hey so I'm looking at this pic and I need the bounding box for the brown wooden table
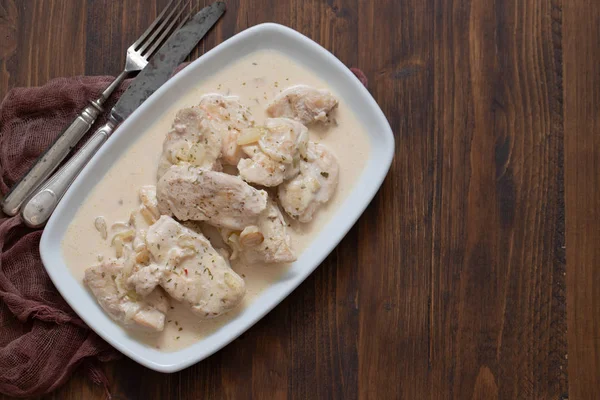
[0,0,598,399]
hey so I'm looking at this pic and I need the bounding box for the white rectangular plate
[40,23,394,372]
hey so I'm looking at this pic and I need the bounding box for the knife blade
[113,1,226,122]
[20,2,226,228]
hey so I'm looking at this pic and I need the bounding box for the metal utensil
[1,0,192,217]
[21,2,226,228]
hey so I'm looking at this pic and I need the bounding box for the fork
[1,0,191,216]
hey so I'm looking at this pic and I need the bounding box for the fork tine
[173,10,191,32]
[143,4,192,58]
[132,0,176,50]
[137,0,186,56]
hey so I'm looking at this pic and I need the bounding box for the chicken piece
[157,164,268,230]
[259,118,308,163]
[221,128,246,166]
[237,118,307,187]
[181,220,205,236]
[157,94,254,177]
[138,185,160,224]
[278,142,339,222]
[266,85,338,125]
[129,216,246,318]
[198,94,255,165]
[84,259,169,332]
[238,145,288,187]
[157,106,222,179]
[139,186,159,217]
[221,200,296,264]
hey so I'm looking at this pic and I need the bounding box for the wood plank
[0,0,86,98]
[356,0,435,397]
[0,0,574,399]
[84,0,170,76]
[354,0,567,398]
[564,1,600,399]
[429,0,567,398]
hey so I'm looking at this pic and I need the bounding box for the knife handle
[21,117,117,228]
[1,103,104,216]
[1,70,132,216]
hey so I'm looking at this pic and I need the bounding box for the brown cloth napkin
[0,68,367,398]
[0,75,130,398]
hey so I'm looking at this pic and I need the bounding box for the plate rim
[40,22,395,372]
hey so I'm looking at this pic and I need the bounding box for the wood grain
[564,1,600,399]
[0,0,86,95]
[429,1,567,397]
[0,0,584,399]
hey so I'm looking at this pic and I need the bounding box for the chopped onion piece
[111,222,129,231]
[94,217,107,239]
[188,143,206,164]
[239,226,264,247]
[237,127,266,145]
[140,206,157,225]
[227,233,242,260]
[111,229,135,246]
[135,248,150,265]
[114,238,124,258]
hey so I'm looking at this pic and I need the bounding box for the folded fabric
[0,67,367,397]
[0,75,129,398]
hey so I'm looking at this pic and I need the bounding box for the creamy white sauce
[62,50,371,351]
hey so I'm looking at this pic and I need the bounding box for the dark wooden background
[0,0,598,399]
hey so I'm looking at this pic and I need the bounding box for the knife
[20,1,226,228]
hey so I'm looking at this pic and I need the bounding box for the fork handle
[21,118,117,228]
[0,103,103,216]
[1,71,129,216]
